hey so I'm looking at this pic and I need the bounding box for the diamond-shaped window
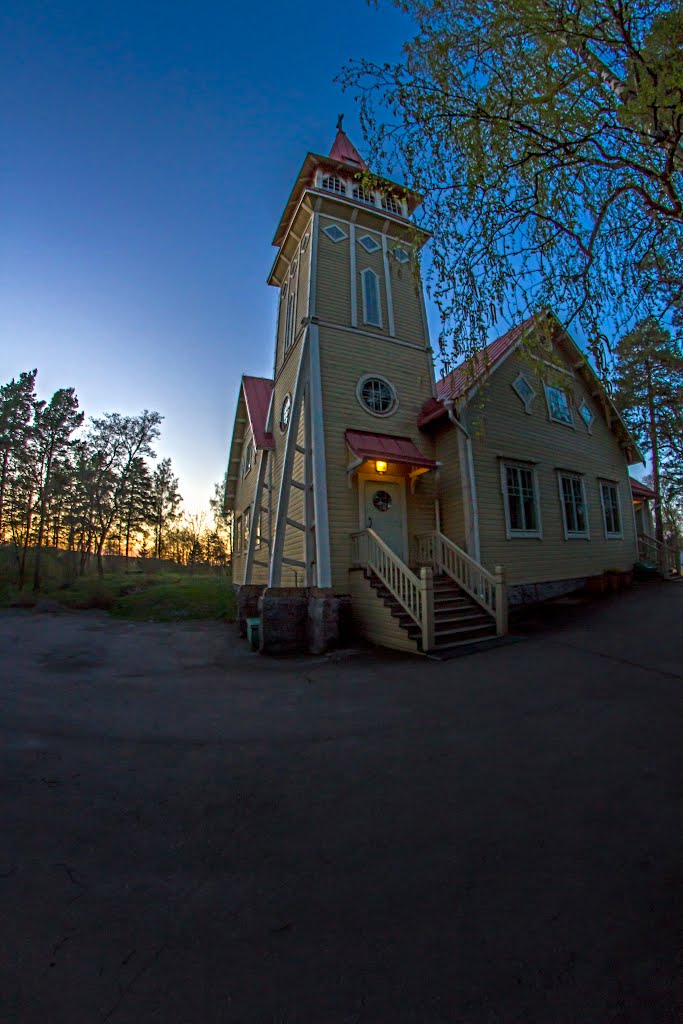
[394,248,410,264]
[358,234,380,253]
[323,224,347,243]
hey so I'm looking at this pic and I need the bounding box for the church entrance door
[362,477,407,561]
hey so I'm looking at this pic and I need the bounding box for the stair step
[432,622,496,641]
[428,634,502,653]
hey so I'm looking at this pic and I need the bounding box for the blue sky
[1,0,423,512]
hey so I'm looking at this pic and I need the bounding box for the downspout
[444,399,481,563]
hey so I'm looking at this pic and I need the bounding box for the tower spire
[329,116,367,170]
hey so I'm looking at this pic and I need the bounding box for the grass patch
[0,572,236,622]
[112,576,236,622]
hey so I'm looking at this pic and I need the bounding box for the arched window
[321,175,346,196]
[361,268,382,328]
[352,184,375,205]
[381,194,401,215]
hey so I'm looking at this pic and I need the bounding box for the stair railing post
[494,564,507,635]
[420,566,435,652]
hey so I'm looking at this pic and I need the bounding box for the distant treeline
[0,370,229,589]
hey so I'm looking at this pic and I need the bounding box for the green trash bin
[246,617,260,651]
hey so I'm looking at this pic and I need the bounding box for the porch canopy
[345,429,437,483]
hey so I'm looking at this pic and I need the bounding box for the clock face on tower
[280,394,291,432]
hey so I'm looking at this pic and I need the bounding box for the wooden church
[224,122,643,655]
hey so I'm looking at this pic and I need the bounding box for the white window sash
[557,473,590,539]
[361,268,382,328]
[500,462,543,539]
[544,384,574,427]
[599,481,624,538]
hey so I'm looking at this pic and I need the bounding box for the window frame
[280,393,292,433]
[393,247,410,264]
[578,399,594,433]
[544,383,574,427]
[360,267,383,328]
[500,461,543,539]
[235,515,243,556]
[599,480,624,539]
[352,183,376,206]
[322,223,347,243]
[242,440,253,478]
[321,174,346,196]
[557,471,590,540]
[356,374,398,418]
[511,372,537,415]
[358,233,381,254]
[243,507,250,548]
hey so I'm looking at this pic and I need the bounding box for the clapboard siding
[231,425,258,585]
[349,570,420,653]
[317,217,351,326]
[468,347,638,584]
[389,255,426,346]
[433,425,466,546]
[318,325,436,591]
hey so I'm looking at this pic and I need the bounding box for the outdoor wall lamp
[375,460,388,475]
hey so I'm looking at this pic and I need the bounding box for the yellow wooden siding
[388,256,426,347]
[231,426,259,585]
[433,425,466,545]
[295,226,312,332]
[468,348,638,583]
[348,570,420,653]
[318,325,437,591]
[317,217,351,326]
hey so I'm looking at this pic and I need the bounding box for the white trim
[270,334,309,587]
[322,223,347,243]
[599,479,624,539]
[308,207,320,318]
[357,471,409,563]
[360,267,382,328]
[303,384,316,584]
[557,471,590,540]
[381,234,395,337]
[243,449,269,583]
[578,399,594,433]
[358,232,381,253]
[356,373,398,418]
[544,383,575,428]
[308,323,332,588]
[450,402,480,561]
[349,221,357,328]
[313,319,424,351]
[500,460,543,539]
[511,372,537,414]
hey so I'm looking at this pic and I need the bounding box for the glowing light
[375,460,387,475]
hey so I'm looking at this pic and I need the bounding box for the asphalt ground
[1,581,681,1022]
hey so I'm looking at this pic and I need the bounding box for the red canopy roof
[630,478,656,500]
[243,375,274,449]
[345,429,437,469]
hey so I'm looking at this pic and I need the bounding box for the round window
[372,490,393,512]
[280,394,291,432]
[357,375,397,416]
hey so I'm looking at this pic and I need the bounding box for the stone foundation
[235,585,352,656]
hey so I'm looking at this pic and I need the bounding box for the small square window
[323,224,347,243]
[394,248,410,264]
[358,234,380,253]
[545,384,573,426]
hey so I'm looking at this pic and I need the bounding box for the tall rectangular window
[600,482,622,537]
[235,515,243,555]
[502,463,541,537]
[558,473,589,538]
[244,508,251,548]
[361,268,382,327]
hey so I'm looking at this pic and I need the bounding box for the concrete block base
[508,577,588,607]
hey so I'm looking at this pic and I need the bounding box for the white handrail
[351,528,434,650]
[638,533,679,574]
[417,530,507,635]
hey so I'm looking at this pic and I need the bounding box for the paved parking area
[1,583,681,1022]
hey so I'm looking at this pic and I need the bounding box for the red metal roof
[242,375,274,449]
[418,313,542,428]
[345,429,437,469]
[328,128,367,170]
[630,478,656,500]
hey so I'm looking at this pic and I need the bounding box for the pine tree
[613,318,683,545]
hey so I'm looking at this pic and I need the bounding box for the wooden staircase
[365,570,497,653]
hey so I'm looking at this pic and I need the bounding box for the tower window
[381,194,401,215]
[358,234,380,254]
[322,175,346,196]
[361,268,382,327]
[356,374,397,416]
[322,223,347,243]
[394,247,410,264]
[352,184,375,205]
[284,292,296,351]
